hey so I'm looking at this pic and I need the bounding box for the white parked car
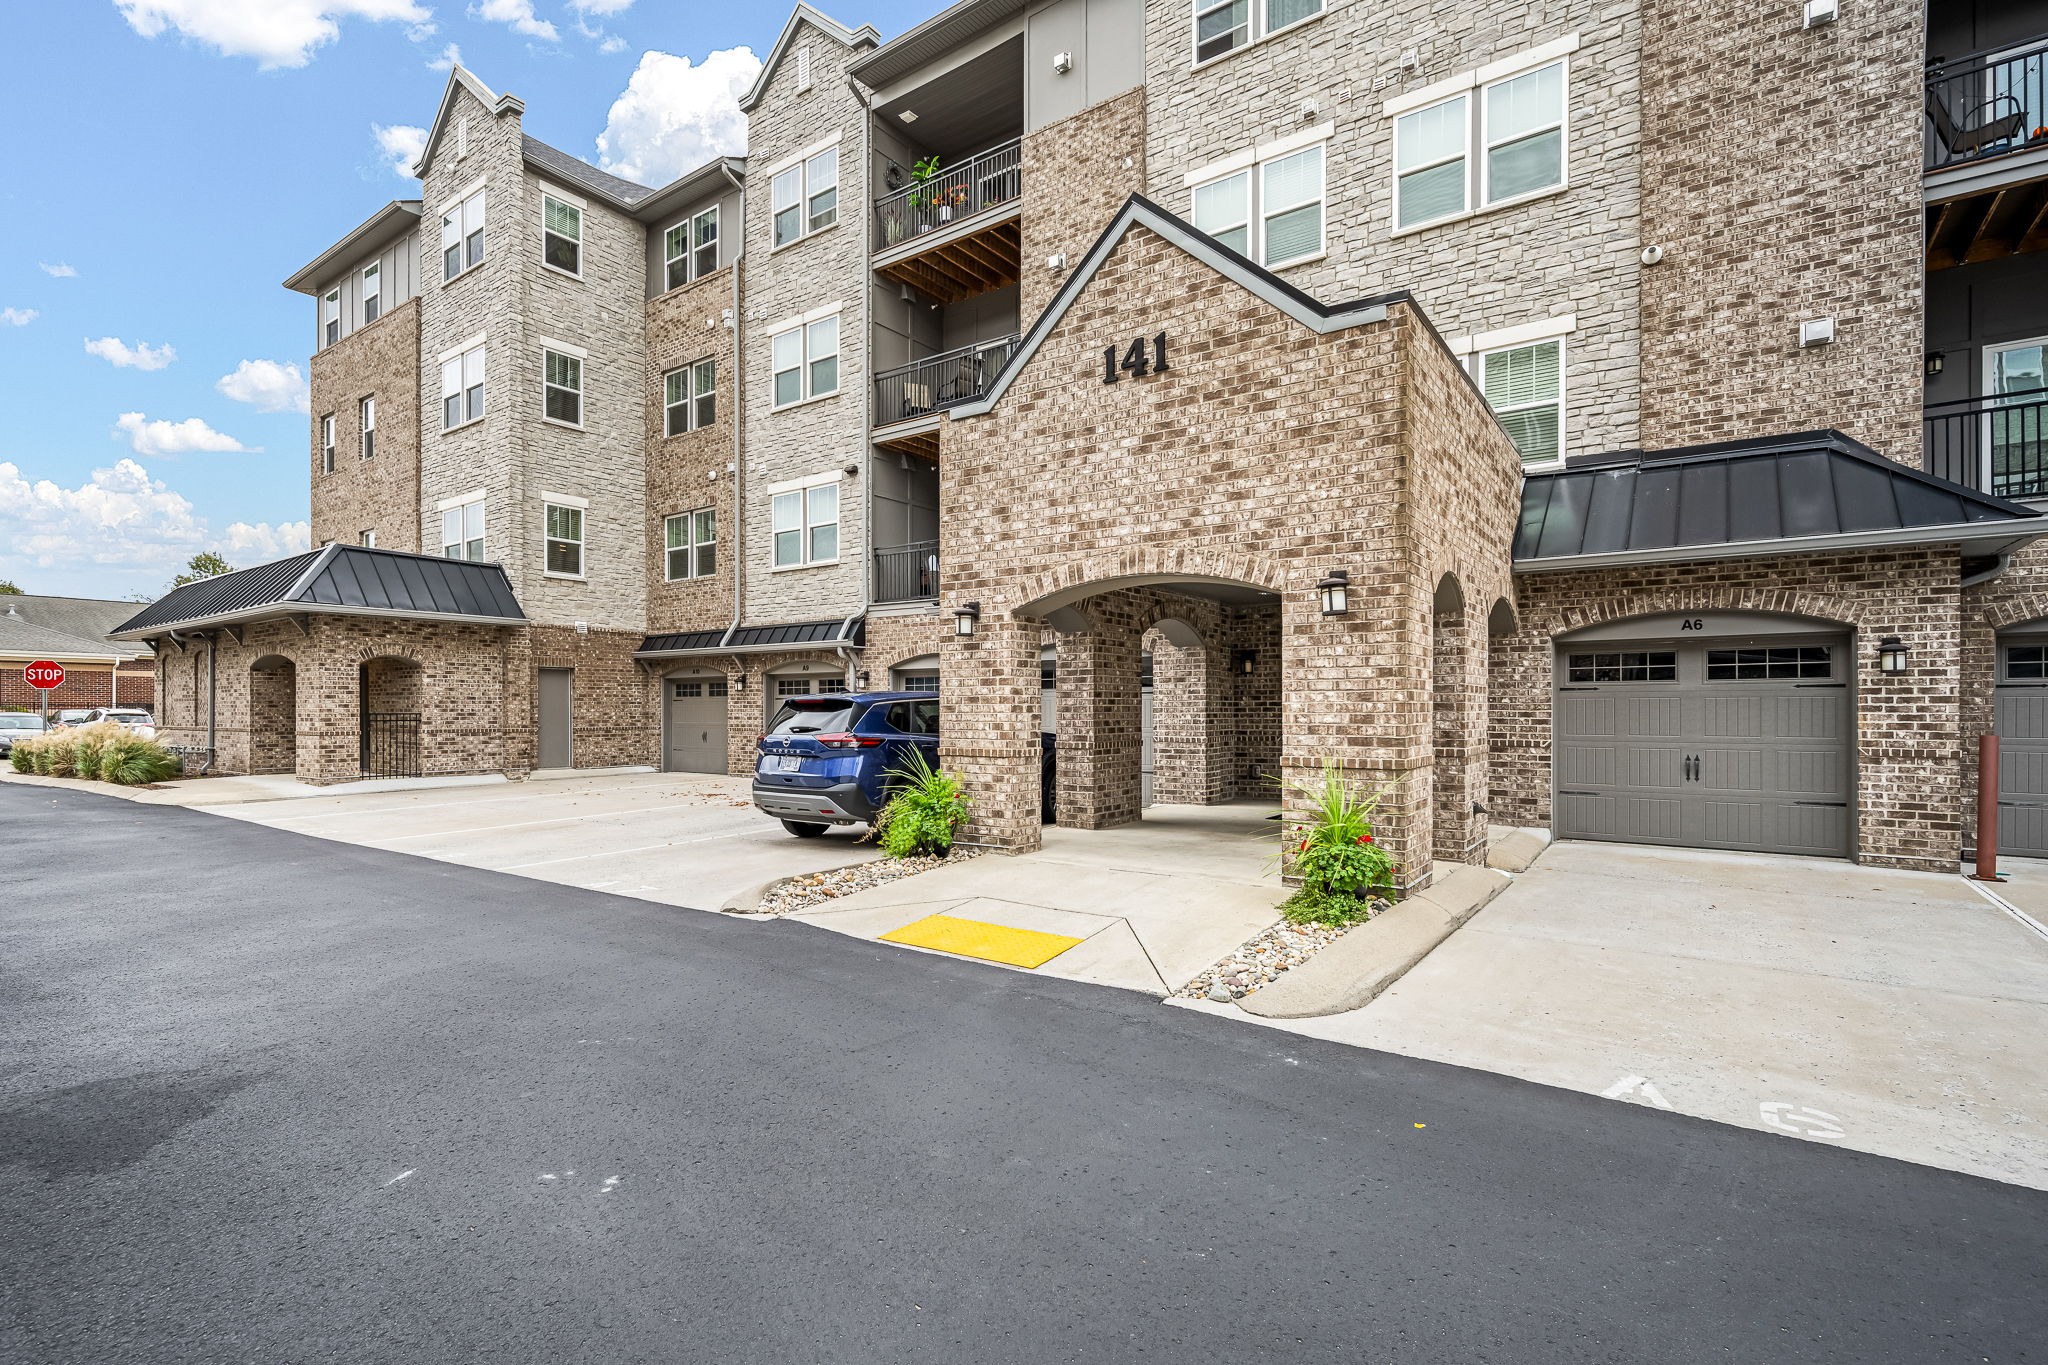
[70,708,156,738]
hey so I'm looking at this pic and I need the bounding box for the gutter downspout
[202,631,218,774]
[730,167,747,639]
[849,75,878,631]
[1963,550,2015,589]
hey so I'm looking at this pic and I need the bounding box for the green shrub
[1275,761,1398,925]
[868,748,970,859]
[99,734,182,785]
[40,738,75,778]
[10,738,39,773]
[68,722,124,783]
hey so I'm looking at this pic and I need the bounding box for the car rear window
[0,715,41,730]
[768,700,866,736]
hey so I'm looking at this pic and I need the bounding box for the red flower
[1298,839,1310,852]
[1358,834,1374,845]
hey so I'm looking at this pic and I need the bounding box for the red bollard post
[1974,733,2002,882]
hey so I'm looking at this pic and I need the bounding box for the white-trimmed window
[663,206,719,291]
[771,311,839,408]
[542,193,582,277]
[441,495,486,561]
[665,508,716,580]
[1478,338,1564,467]
[1193,0,1322,64]
[359,395,376,459]
[772,144,839,247]
[664,358,716,435]
[360,529,376,547]
[771,476,839,568]
[1394,55,1567,231]
[542,345,584,427]
[441,187,487,280]
[320,414,335,473]
[321,289,340,346]
[543,501,584,577]
[440,339,486,430]
[1190,142,1324,267]
[361,263,381,325]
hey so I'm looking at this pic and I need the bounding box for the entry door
[538,668,573,770]
[666,678,729,774]
[1995,639,2048,858]
[1554,640,1853,857]
[1986,337,2047,497]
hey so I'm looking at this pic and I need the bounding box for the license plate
[766,754,804,773]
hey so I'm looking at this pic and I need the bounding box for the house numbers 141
[1103,333,1170,383]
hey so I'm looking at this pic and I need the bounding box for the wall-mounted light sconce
[1925,351,1945,378]
[1803,0,1839,28]
[731,672,747,690]
[953,601,981,638]
[1877,635,1909,674]
[1051,50,1073,74]
[1316,569,1350,617]
[1234,649,1258,676]
[1799,317,1836,347]
[856,670,871,689]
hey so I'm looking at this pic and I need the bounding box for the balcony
[872,140,1022,305]
[874,539,938,605]
[1925,388,2048,499]
[872,334,1020,434]
[1926,40,2048,175]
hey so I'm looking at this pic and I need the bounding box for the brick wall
[646,264,739,636]
[526,625,657,770]
[1,659,155,711]
[1019,86,1148,324]
[311,297,422,551]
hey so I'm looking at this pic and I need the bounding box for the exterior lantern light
[953,601,981,638]
[1316,569,1351,617]
[1235,649,1258,676]
[1877,635,1909,674]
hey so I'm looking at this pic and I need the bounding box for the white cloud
[427,41,460,70]
[114,0,432,69]
[1,308,37,327]
[216,360,311,415]
[114,413,258,458]
[596,48,760,186]
[598,34,625,54]
[0,457,307,590]
[84,337,178,371]
[39,262,77,278]
[470,0,558,41]
[372,122,428,178]
[571,0,633,13]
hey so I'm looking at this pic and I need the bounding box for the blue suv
[752,690,940,837]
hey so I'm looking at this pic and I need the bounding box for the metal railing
[874,540,939,604]
[874,139,1022,249]
[873,335,1020,428]
[1926,39,2048,172]
[1925,388,2048,499]
[360,711,422,778]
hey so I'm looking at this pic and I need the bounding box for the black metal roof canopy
[111,545,526,638]
[635,615,865,658]
[1514,430,2046,572]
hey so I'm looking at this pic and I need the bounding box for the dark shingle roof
[0,595,154,658]
[112,546,525,638]
[1514,430,2045,570]
[0,613,130,660]
[523,136,657,208]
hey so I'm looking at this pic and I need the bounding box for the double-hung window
[771,144,838,247]
[771,311,839,408]
[771,478,838,568]
[1394,53,1567,231]
[361,263,381,325]
[1190,142,1324,267]
[1193,0,1322,64]
[665,508,716,580]
[320,414,335,473]
[664,358,716,435]
[441,187,487,280]
[441,496,485,561]
[359,395,376,460]
[321,289,340,347]
[542,193,582,276]
[1478,338,1563,467]
[440,339,486,429]
[543,501,584,576]
[542,345,584,427]
[663,206,718,290]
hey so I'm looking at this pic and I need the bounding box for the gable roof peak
[413,64,525,180]
[739,4,882,111]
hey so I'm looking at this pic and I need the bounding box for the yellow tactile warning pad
[879,914,1085,969]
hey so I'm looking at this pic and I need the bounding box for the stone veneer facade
[310,297,422,552]
[645,264,740,636]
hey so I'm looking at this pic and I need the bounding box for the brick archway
[1005,546,1293,623]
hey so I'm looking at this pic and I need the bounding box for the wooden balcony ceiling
[1927,178,2048,269]
[875,427,941,462]
[875,217,1021,305]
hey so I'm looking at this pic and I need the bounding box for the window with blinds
[1480,338,1563,467]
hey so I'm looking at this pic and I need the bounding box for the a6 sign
[1102,332,1170,384]
[25,660,65,690]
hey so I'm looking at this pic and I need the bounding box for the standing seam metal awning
[636,616,865,658]
[110,545,525,638]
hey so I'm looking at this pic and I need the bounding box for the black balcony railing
[1925,388,2048,499]
[875,139,1022,250]
[873,334,1020,428]
[1926,40,2048,172]
[874,540,939,604]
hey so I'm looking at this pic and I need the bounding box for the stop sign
[24,660,64,690]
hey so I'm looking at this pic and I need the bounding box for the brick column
[1430,605,1489,865]
[941,616,1043,851]
[298,633,361,784]
[1055,624,1143,829]
[1148,631,1232,804]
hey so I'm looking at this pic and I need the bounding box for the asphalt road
[3,784,2043,1364]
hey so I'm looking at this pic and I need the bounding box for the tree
[0,580,21,595]
[169,551,235,589]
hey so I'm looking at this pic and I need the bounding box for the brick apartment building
[116,0,2048,884]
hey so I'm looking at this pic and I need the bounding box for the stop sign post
[25,659,64,726]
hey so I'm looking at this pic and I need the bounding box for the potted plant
[909,155,941,217]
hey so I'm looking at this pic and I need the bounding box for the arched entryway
[247,655,298,775]
[1430,574,1487,865]
[359,655,423,778]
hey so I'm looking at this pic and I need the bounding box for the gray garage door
[665,678,729,774]
[1554,638,1853,857]
[1995,639,2048,858]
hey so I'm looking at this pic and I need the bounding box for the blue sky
[0,0,924,601]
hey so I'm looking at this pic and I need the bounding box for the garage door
[1554,637,1852,857]
[1995,639,2048,858]
[665,678,728,774]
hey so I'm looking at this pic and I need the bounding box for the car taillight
[815,733,880,749]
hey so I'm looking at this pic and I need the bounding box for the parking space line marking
[1959,874,2048,944]
[495,829,755,870]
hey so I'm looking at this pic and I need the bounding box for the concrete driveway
[206,771,878,911]
[1238,840,2048,1189]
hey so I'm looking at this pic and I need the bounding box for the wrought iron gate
[360,712,422,778]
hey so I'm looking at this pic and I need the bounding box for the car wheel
[781,820,829,838]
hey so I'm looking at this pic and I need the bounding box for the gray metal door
[538,668,573,770]
[1554,638,1852,857]
[1995,638,2048,857]
[665,678,729,774]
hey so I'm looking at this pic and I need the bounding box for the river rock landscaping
[1176,913,1383,1002]
[744,848,984,916]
